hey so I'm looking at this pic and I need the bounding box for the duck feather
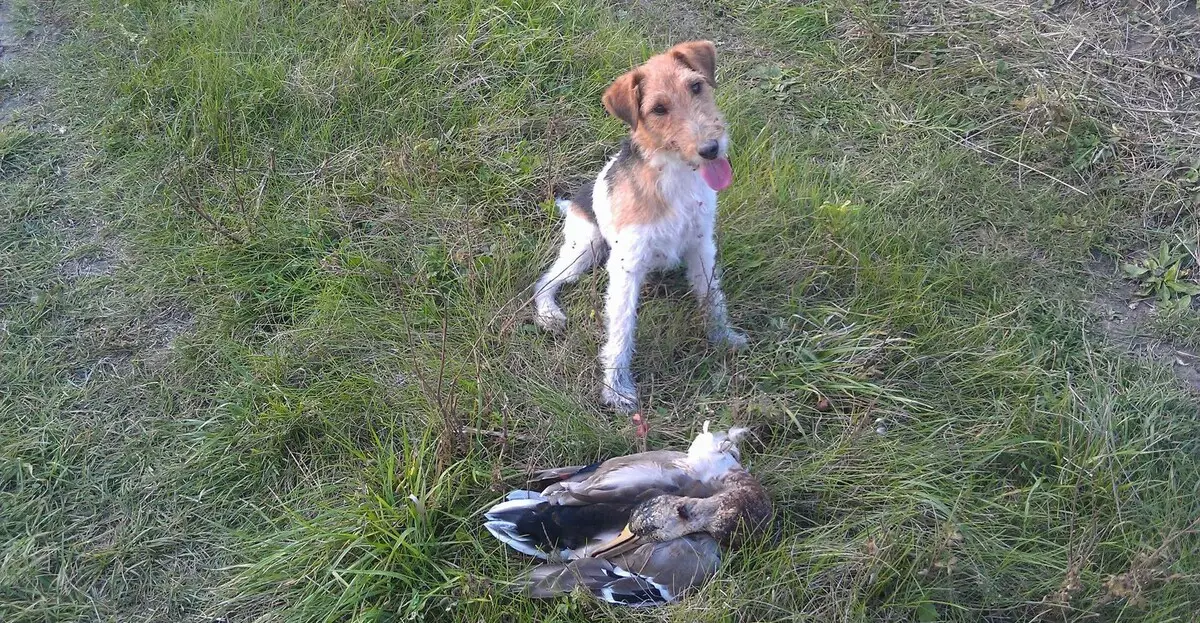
[519,534,720,606]
[541,450,722,505]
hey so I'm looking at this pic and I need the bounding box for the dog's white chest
[640,169,715,267]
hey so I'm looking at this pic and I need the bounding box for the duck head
[590,470,772,558]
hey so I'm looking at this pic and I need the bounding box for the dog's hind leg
[533,204,605,332]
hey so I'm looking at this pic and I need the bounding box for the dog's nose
[698,140,720,160]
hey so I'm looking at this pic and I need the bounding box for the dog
[532,40,746,412]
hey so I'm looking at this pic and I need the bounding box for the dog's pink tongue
[700,157,733,191]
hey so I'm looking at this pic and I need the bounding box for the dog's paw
[601,370,639,413]
[601,387,640,413]
[711,327,749,352]
[533,305,567,333]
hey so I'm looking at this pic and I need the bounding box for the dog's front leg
[685,235,748,350]
[599,252,647,412]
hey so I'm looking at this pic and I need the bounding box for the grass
[1,0,1198,621]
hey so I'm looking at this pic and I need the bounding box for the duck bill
[590,526,642,559]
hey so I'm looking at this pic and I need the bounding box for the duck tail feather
[484,520,550,560]
[484,496,543,521]
[503,489,546,502]
[519,559,614,599]
[518,559,673,607]
[518,563,574,598]
[527,460,604,490]
[597,579,673,607]
[528,465,585,483]
[601,565,675,607]
[483,495,552,559]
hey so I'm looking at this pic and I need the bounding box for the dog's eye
[690,81,703,94]
[651,104,668,116]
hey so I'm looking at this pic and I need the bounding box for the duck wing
[486,452,693,559]
[519,534,721,607]
[541,451,717,505]
[484,492,632,560]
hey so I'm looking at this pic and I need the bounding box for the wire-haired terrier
[532,41,746,412]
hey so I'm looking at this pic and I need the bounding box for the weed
[1122,239,1200,312]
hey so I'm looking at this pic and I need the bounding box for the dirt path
[1088,258,1200,391]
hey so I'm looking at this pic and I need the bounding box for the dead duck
[483,424,771,606]
[518,468,771,606]
[483,422,747,560]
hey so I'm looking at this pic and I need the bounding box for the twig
[895,119,1089,195]
[253,169,269,222]
[970,139,1087,195]
[1116,54,1200,81]
[457,426,536,442]
[248,147,275,226]
[1066,38,1086,62]
[1075,95,1200,115]
[178,187,245,244]
[225,167,252,237]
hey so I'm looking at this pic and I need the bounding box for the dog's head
[602,41,730,182]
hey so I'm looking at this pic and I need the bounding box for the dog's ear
[603,69,642,130]
[671,40,717,87]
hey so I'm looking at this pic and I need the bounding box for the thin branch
[897,119,1090,195]
[177,186,245,244]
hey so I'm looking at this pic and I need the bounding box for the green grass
[2,0,1198,621]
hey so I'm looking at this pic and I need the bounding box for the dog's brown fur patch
[609,164,670,229]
